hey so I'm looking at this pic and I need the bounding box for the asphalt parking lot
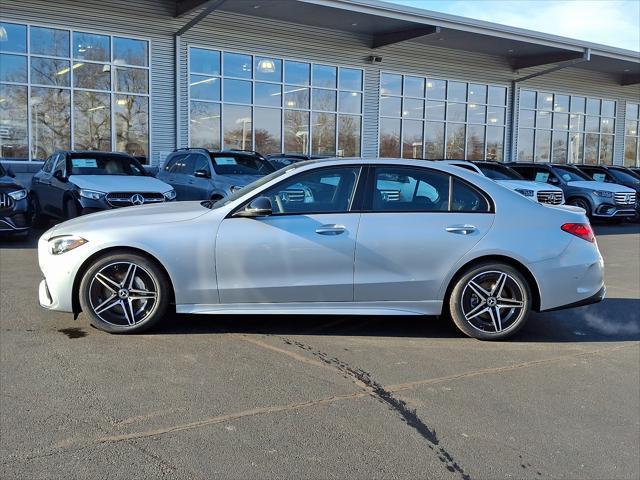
[1,224,639,480]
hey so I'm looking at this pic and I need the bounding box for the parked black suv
[31,151,175,225]
[0,162,31,237]
[157,148,275,201]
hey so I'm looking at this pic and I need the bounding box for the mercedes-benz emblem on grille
[130,193,145,206]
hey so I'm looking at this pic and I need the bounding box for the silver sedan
[37,158,605,340]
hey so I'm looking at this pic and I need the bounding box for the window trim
[0,20,152,163]
[361,164,495,214]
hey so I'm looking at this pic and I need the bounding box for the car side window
[259,167,361,215]
[42,154,56,173]
[371,167,449,212]
[165,154,185,173]
[53,155,66,176]
[451,178,490,212]
[181,155,197,176]
[193,154,211,176]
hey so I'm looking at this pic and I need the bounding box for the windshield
[610,168,640,184]
[477,163,523,180]
[211,154,275,176]
[211,167,293,208]
[553,166,591,182]
[69,156,146,176]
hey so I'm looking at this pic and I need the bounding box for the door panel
[216,214,360,303]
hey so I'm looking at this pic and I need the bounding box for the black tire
[567,197,592,217]
[31,193,49,229]
[79,251,171,334]
[65,198,81,219]
[448,262,532,340]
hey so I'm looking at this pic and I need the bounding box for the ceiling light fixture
[257,58,276,73]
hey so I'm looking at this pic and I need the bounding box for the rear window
[477,163,523,181]
[210,154,275,175]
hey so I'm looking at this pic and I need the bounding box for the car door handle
[315,224,346,235]
[445,224,477,235]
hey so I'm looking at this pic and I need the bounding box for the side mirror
[234,196,272,218]
[6,168,15,178]
[194,169,211,178]
[548,176,560,185]
[53,170,67,182]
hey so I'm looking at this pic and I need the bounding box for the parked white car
[442,160,564,205]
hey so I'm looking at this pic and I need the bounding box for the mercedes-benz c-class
[37,158,605,340]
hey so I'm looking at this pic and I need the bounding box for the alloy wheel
[88,262,158,327]
[461,270,526,334]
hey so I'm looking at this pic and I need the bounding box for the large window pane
[312,88,336,111]
[0,84,29,160]
[224,52,252,79]
[584,133,599,164]
[466,124,485,160]
[73,62,111,90]
[379,118,400,157]
[568,132,583,164]
[114,67,148,94]
[520,90,536,109]
[254,107,281,155]
[339,68,362,91]
[190,101,221,150]
[487,106,505,125]
[30,27,69,57]
[426,100,445,121]
[488,86,506,106]
[467,104,486,124]
[552,131,568,163]
[569,113,584,131]
[191,48,220,75]
[255,57,281,82]
[519,109,535,128]
[31,58,70,86]
[624,137,638,166]
[570,96,585,113]
[424,122,444,159]
[446,103,465,122]
[554,95,569,112]
[113,37,148,67]
[534,130,551,161]
[537,92,553,111]
[311,112,336,155]
[338,91,361,114]
[190,75,219,101]
[284,110,310,154]
[599,135,614,164]
[223,104,252,150]
[486,126,504,161]
[585,115,600,133]
[536,110,551,129]
[402,119,423,159]
[446,123,465,159]
[312,65,337,88]
[73,91,111,151]
[381,73,402,96]
[447,82,466,102]
[255,82,281,107]
[553,112,569,130]
[0,23,27,53]
[626,121,638,136]
[626,103,639,120]
[468,84,487,104]
[426,79,446,100]
[31,87,71,160]
[601,100,615,117]
[380,96,401,117]
[284,61,310,85]
[338,115,361,157]
[224,79,252,104]
[284,86,309,109]
[115,94,148,157]
[73,32,109,62]
[586,98,600,115]
[404,76,424,98]
[518,128,534,162]
[0,54,27,83]
[601,118,614,134]
[402,98,423,119]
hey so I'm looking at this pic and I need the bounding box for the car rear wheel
[79,252,170,333]
[448,262,532,340]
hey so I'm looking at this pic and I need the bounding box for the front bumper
[0,197,31,233]
[37,234,83,312]
[591,202,636,218]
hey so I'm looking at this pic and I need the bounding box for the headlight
[229,185,243,193]
[48,236,88,255]
[8,189,27,201]
[163,189,177,200]
[79,189,105,200]
[514,188,535,197]
[592,190,613,198]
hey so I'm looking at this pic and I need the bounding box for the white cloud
[388,0,640,51]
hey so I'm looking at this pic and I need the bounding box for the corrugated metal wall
[2,0,639,165]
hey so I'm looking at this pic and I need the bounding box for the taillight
[561,223,595,243]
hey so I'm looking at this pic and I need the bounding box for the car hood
[567,181,636,193]
[495,179,562,192]
[0,176,24,190]
[42,201,211,239]
[68,175,173,193]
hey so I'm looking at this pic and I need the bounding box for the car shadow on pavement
[592,222,640,235]
[149,297,640,343]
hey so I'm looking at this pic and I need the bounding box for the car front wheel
[448,262,532,340]
[79,252,171,333]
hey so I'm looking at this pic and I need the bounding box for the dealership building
[1,0,639,177]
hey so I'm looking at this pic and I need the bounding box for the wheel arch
[566,194,594,211]
[71,246,176,315]
[443,255,541,312]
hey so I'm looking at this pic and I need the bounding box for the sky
[386,0,640,51]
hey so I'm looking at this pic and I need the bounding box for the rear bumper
[541,285,605,312]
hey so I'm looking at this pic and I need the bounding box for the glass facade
[517,89,615,165]
[378,72,507,160]
[189,48,363,156]
[0,22,150,161]
[624,102,639,167]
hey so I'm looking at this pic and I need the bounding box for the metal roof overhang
[174,0,640,85]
